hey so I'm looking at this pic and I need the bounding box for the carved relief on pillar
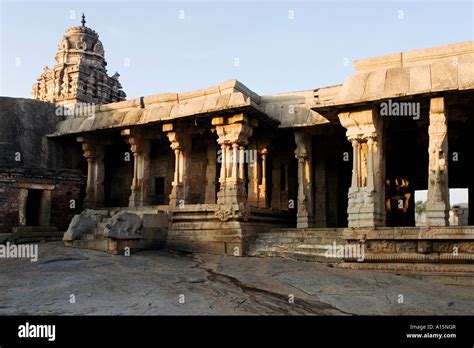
[426,97,450,226]
[338,109,385,228]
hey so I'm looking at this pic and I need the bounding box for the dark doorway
[25,189,42,226]
[153,177,166,204]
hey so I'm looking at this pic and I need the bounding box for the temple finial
[81,13,86,27]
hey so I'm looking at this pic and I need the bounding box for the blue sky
[1,0,473,99]
[0,0,472,203]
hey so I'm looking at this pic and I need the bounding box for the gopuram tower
[32,14,126,106]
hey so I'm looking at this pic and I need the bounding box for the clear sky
[0,0,472,204]
[1,0,473,99]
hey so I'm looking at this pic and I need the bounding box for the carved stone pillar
[122,129,151,207]
[204,140,217,204]
[338,109,385,228]
[77,136,105,208]
[469,185,474,226]
[258,148,268,208]
[426,97,450,226]
[294,130,314,228]
[247,141,259,207]
[213,114,253,205]
[163,123,191,207]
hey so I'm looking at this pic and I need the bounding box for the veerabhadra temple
[1,16,473,275]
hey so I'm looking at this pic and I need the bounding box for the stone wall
[0,97,85,233]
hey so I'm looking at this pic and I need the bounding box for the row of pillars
[77,113,281,210]
[336,96,450,228]
[77,97,453,228]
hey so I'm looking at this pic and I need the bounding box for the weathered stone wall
[0,184,20,232]
[0,97,85,233]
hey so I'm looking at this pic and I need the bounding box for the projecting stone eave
[48,79,284,137]
[260,88,334,128]
[48,98,271,138]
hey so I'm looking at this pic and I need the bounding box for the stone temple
[1,17,473,274]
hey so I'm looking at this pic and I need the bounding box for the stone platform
[64,206,169,254]
[167,204,293,256]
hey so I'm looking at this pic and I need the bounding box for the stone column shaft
[78,138,105,208]
[426,97,450,226]
[294,130,314,228]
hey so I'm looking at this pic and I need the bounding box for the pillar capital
[77,136,105,160]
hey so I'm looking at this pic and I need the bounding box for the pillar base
[217,182,246,205]
[347,188,385,228]
[426,204,449,227]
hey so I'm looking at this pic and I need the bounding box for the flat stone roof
[51,79,329,136]
[314,41,474,110]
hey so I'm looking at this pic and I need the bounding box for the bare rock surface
[0,242,472,315]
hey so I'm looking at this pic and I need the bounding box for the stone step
[258,231,343,240]
[294,244,331,252]
[292,251,341,263]
[70,239,109,252]
[258,236,343,244]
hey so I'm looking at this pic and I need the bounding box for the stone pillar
[238,145,245,181]
[77,137,105,208]
[426,97,450,226]
[38,190,52,226]
[122,129,151,207]
[469,185,474,226]
[294,130,314,228]
[258,148,268,208]
[247,141,259,207]
[163,123,191,207]
[338,109,385,228]
[18,189,28,226]
[213,114,253,205]
[204,140,217,204]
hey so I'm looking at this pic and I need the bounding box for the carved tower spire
[31,15,126,106]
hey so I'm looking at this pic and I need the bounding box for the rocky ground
[0,242,473,315]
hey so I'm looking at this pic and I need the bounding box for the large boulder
[63,209,99,241]
[104,211,143,240]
